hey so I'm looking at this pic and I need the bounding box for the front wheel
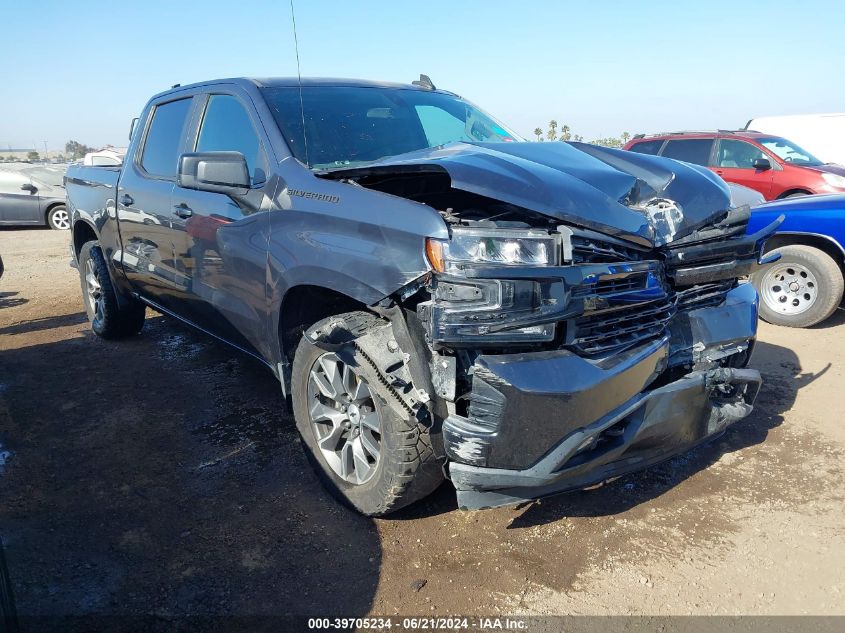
[752,244,844,327]
[291,312,443,516]
[78,241,146,338]
[47,205,70,230]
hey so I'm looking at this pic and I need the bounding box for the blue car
[748,193,845,327]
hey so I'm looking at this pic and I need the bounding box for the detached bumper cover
[450,366,761,510]
[445,283,762,510]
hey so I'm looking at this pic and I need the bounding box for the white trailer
[745,113,845,166]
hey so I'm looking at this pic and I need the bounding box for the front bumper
[444,283,762,510]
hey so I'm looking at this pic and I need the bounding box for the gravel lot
[1,228,844,622]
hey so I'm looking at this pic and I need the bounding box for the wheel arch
[71,219,98,260]
[276,284,371,391]
[44,201,67,224]
[764,232,845,271]
[776,188,813,199]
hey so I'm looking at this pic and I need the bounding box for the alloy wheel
[306,353,382,485]
[85,259,104,323]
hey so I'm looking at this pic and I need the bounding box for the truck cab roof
[151,77,455,101]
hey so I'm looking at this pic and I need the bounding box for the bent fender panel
[267,164,448,367]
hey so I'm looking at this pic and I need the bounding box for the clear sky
[2,0,843,152]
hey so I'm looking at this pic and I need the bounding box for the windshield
[261,86,521,169]
[757,136,824,166]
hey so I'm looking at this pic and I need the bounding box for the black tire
[78,241,146,338]
[46,204,70,230]
[752,244,844,327]
[784,192,810,199]
[291,311,443,516]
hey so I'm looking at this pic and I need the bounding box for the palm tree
[533,128,544,142]
[547,120,558,142]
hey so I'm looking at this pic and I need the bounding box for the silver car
[0,164,68,229]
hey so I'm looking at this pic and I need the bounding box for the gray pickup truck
[65,77,779,515]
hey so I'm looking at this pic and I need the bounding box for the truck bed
[64,165,121,221]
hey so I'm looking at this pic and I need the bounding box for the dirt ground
[1,228,843,623]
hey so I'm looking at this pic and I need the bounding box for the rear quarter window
[628,139,664,155]
[661,139,714,166]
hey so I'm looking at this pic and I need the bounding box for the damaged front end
[320,141,781,510]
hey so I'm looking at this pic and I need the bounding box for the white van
[745,114,845,166]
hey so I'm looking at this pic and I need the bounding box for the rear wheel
[752,245,843,327]
[78,241,146,338]
[47,205,69,230]
[291,312,443,516]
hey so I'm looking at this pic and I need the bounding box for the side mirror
[20,183,37,194]
[753,158,772,171]
[177,152,250,195]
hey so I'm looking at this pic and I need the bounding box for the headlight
[426,227,558,273]
[422,228,561,346]
[822,172,845,189]
[424,277,557,345]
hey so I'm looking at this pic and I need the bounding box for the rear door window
[661,139,715,166]
[140,98,193,179]
[627,139,664,155]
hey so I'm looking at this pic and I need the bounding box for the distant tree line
[533,120,633,148]
[1,139,96,162]
[65,140,95,159]
[1,152,44,162]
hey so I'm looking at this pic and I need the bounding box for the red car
[623,131,845,201]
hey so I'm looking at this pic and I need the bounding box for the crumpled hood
[320,141,733,247]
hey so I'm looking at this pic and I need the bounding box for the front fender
[748,204,845,261]
[265,164,448,362]
[266,207,439,322]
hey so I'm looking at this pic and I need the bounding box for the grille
[676,280,734,310]
[569,297,676,356]
[594,274,646,295]
[571,273,647,297]
[570,235,646,264]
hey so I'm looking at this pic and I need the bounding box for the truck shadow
[0,292,28,309]
[0,311,86,335]
[0,315,381,625]
[506,339,829,528]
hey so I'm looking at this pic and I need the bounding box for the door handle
[173,203,193,218]
[120,193,134,206]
